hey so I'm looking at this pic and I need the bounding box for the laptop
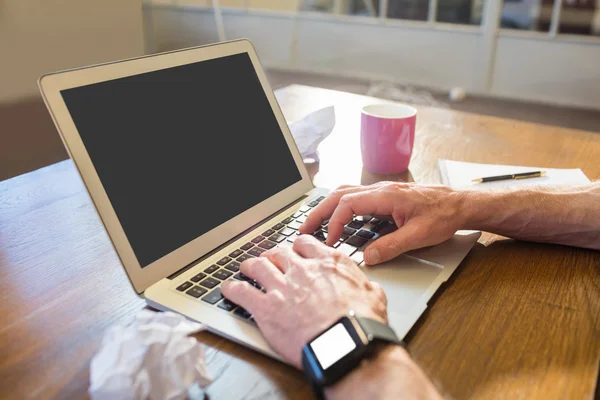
[39,39,481,361]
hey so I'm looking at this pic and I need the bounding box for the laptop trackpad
[361,255,443,314]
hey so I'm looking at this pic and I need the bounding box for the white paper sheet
[438,159,591,189]
[89,310,211,400]
[288,105,335,162]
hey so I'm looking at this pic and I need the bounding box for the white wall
[492,34,600,109]
[292,19,480,92]
[0,0,145,104]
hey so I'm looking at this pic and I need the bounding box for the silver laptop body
[39,40,480,362]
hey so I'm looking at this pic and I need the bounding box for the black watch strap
[355,316,405,347]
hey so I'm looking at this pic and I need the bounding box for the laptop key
[251,236,264,244]
[286,235,297,243]
[228,249,243,258]
[343,226,357,236]
[186,286,207,298]
[217,298,237,311]
[271,222,285,230]
[316,196,326,202]
[347,220,365,229]
[225,261,240,272]
[234,307,252,319]
[296,215,308,224]
[258,240,277,250]
[269,234,286,243]
[248,247,265,257]
[217,257,231,266]
[204,265,219,274]
[371,221,389,233]
[240,242,254,251]
[262,229,276,237]
[279,239,293,248]
[292,211,303,218]
[299,205,310,213]
[213,269,233,280]
[312,230,327,242]
[199,277,220,289]
[356,215,373,223]
[287,221,303,230]
[350,250,365,266]
[346,236,368,247]
[176,281,193,292]
[279,227,296,236]
[237,254,253,262]
[190,273,206,283]
[308,201,319,207]
[202,288,223,305]
[337,243,357,257]
[282,217,294,224]
[356,230,376,239]
[234,272,252,281]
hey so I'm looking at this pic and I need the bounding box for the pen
[471,170,546,183]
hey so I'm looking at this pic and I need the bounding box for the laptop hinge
[167,194,310,280]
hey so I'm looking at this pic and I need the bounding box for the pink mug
[361,103,417,174]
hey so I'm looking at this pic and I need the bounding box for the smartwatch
[301,310,404,399]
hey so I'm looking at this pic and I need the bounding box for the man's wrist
[457,188,525,232]
[324,344,442,400]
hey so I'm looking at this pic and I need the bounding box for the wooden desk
[1,85,599,399]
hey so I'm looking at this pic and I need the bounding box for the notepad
[438,160,591,190]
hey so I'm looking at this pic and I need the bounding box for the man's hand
[300,181,600,263]
[221,235,388,368]
[300,182,468,265]
[221,236,443,399]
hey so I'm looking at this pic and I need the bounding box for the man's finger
[363,221,427,265]
[221,280,267,316]
[263,246,305,273]
[326,191,394,246]
[293,234,335,259]
[299,185,372,234]
[239,257,286,291]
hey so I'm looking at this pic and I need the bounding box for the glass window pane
[501,0,551,32]
[341,0,381,16]
[437,0,484,24]
[299,0,335,12]
[387,0,429,21]
[559,0,600,36]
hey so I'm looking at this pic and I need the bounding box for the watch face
[310,322,357,369]
[302,316,368,386]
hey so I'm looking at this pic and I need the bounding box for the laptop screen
[61,53,302,268]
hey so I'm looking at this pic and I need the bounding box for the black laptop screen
[61,52,302,267]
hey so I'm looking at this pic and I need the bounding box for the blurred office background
[1,0,599,181]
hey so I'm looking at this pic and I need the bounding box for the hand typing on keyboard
[220,235,442,399]
[299,182,467,266]
[221,235,388,368]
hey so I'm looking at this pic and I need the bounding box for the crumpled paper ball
[89,310,211,400]
[289,105,335,163]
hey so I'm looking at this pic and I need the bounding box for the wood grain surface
[0,85,598,399]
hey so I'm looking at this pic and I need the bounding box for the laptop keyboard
[173,195,394,323]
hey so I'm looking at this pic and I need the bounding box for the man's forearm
[326,345,442,400]
[460,182,600,250]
